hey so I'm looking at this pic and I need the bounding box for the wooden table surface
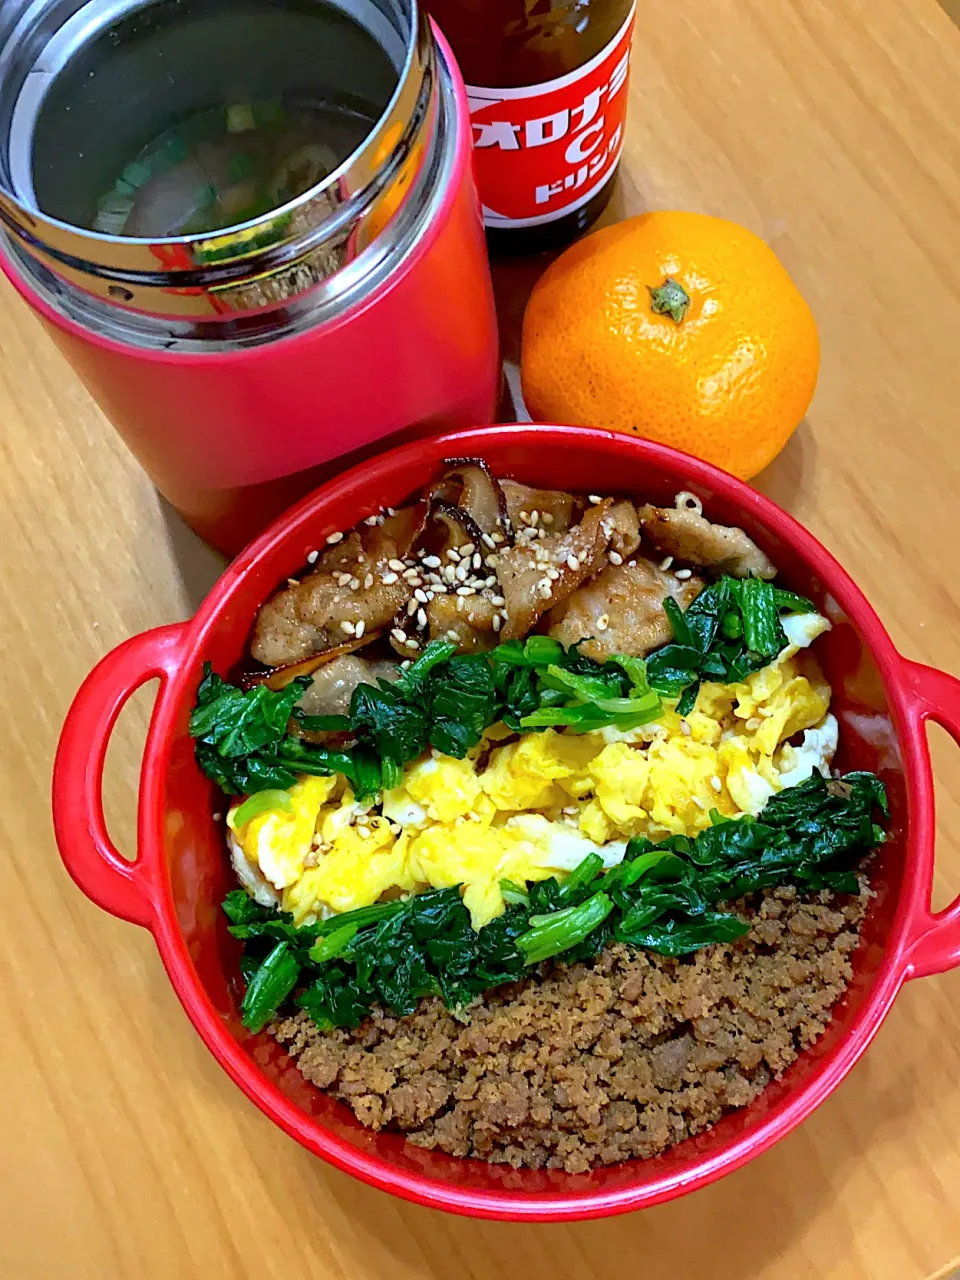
[2,1,959,1276]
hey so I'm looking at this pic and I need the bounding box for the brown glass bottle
[424,0,635,256]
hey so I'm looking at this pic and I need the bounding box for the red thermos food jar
[0,0,500,554]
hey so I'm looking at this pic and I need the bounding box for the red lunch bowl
[52,425,960,1221]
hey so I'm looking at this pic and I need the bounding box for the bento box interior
[161,438,906,1194]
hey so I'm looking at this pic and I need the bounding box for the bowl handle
[52,625,187,929]
[899,660,960,980]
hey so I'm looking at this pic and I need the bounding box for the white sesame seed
[566,554,580,571]
[562,806,578,817]
[349,577,361,591]
[386,507,396,516]
[456,596,466,612]
[341,620,356,635]
[675,568,693,580]
[357,825,371,839]
[472,553,483,570]
[608,551,623,566]
[355,620,365,639]
[416,607,428,627]
[519,510,531,524]
[400,659,411,670]
[492,531,505,543]
[538,580,553,599]
[212,811,223,822]
[595,614,609,631]
[481,533,496,549]
[326,531,344,544]
[487,554,500,568]
[659,555,674,571]
[388,559,405,571]
[405,637,419,650]
[392,628,407,643]
[445,547,461,562]
[402,568,420,582]
[443,564,457,584]
[542,513,554,526]
[422,555,442,568]
[456,562,470,582]
[287,577,300,587]
[456,585,476,596]
[306,550,319,564]
[381,572,399,585]
[588,494,602,504]
[680,719,692,736]
[711,776,722,793]
[692,795,706,809]
[405,598,417,616]
[492,614,502,632]
[546,567,560,580]
[363,573,374,589]
[445,630,460,642]
[414,588,428,604]
[460,542,476,556]
[336,572,352,586]
[364,514,379,525]
[490,595,505,606]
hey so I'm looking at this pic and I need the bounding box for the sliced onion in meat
[240,632,383,690]
[430,500,486,551]
[438,457,511,537]
[376,501,431,559]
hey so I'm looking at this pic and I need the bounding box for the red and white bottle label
[466,4,636,229]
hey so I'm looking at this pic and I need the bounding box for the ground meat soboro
[273,883,868,1173]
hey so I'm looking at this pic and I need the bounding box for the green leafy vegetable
[232,789,293,826]
[647,575,822,711]
[222,888,273,927]
[240,941,300,1033]
[517,893,615,965]
[192,578,823,804]
[738,578,781,657]
[226,771,886,1032]
[190,664,360,795]
[192,640,667,800]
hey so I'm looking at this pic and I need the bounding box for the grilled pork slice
[496,500,616,641]
[638,505,775,579]
[426,593,501,654]
[251,511,423,666]
[500,481,585,534]
[548,557,704,661]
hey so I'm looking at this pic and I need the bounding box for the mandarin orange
[520,211,820,479]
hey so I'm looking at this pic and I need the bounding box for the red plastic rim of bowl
[52,425,960,1221]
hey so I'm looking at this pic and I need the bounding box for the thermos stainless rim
[0,0,447,333]
[1,48,457,352]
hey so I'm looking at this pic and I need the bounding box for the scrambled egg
[227,613,837,931]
